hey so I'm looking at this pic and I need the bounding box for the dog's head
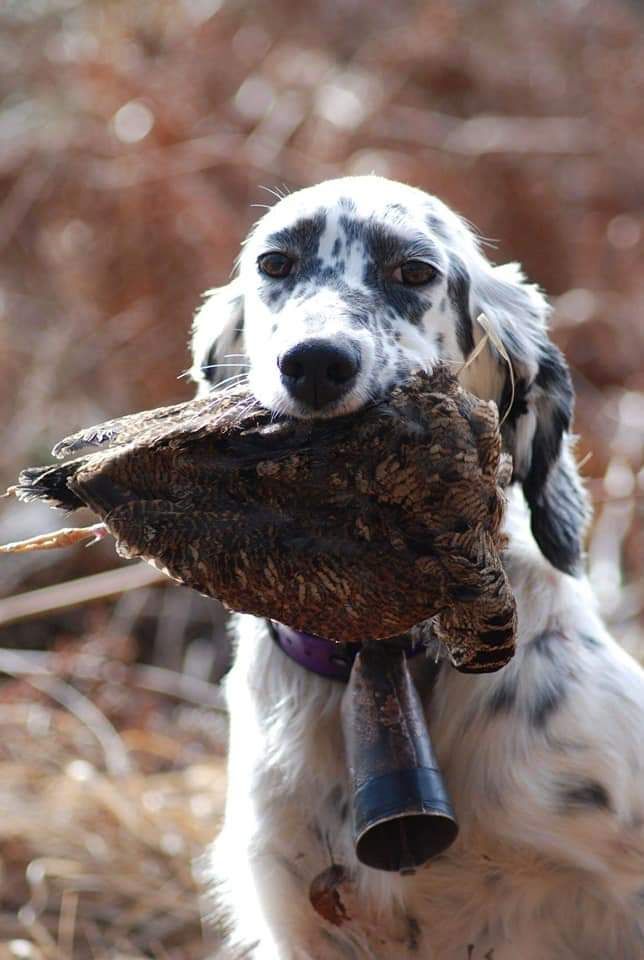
[191,176,588,574]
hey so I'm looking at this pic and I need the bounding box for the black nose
[278,339,360,409]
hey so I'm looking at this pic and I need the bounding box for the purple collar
[269,621,425,682]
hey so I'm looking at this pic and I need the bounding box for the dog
[190,176,644,959]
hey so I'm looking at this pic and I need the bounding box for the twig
[0,563,166,627]
[454,312,516,426]
[0,523,108,553]
[57,890,79,957]
[134,664,227,712]
[0,158,57,255]
[0,649,227,713]
[474,314,516,427]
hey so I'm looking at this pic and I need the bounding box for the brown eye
[394,260,437,286]
[258,252,293,279]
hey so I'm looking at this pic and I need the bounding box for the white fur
[192,178,644,959]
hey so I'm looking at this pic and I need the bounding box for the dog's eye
[258,252,293,279]
[394,260,437,286]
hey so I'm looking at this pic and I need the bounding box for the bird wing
[51,384,257,459]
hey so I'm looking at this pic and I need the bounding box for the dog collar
[269,620,425,682]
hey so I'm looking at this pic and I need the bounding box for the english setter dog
[191,177,644,959]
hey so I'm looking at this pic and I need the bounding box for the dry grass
[0,640,227,958]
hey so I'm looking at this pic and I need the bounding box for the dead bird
[5,365,516,673]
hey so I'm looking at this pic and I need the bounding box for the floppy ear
[190,278,246,396]
[457,260,589,575]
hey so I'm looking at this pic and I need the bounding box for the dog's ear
[190,279,246,396]
[457,259,589,575]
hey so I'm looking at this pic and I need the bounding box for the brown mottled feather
[13,366,517,672]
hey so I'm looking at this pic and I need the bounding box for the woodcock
[6,365,517,673]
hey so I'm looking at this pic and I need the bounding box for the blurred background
[0,0,642,956]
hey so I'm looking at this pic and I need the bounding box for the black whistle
[342,643,458,872]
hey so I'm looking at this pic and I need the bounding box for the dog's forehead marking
[264,209,327,256]
[262,202,444,270]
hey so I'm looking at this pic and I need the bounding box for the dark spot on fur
[426,212,450,241]
[529,449,587,577]
[500,377,530,433]
[373,335,386,365]
[407,915,421,951]
[487,674,518,714]
[348,311,370,329]
[436,331,445,350]
[447,255,475,356]
[266,285,287,308]
[485,868,502,888]
[394,359,409,380]
[518,342,587,576]
[327,785,349,823]
[265,210,327,257]
[522,376,570,488]
[310,820,324,844]
[535,343,571,391]
[581,633,603,651]
[385,202,408,220]
[331,236,342,258]
[298,255,325,282]
[558,777,611,812]
[530,675,567,729]
[528,630,566,656]
[203,341,220,384]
